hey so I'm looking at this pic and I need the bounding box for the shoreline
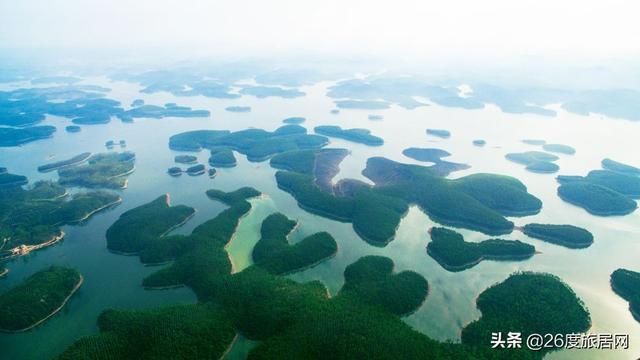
[0,274,83,333]
[427,245,534,272]
[220,333,239,360]
[2,231,65,260]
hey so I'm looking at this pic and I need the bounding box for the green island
[282,116,306,124]
[368,114,384,120]
[225,106,251,113]
[0,266,82,332]
[131,99,144,107]
[0,171,28,188]
[57,303,235,360]
[339,255,428,316]
[334,99,390,110]
[580,170,640,198]
[169,125,328,161]
[252,213,337,275]
[0,126,56,147]
[116,104,210,122]
[187,164,205,176]
[602,158,640,176]
[63,190,589,360]
[174,154,197,164]
[167,167,182,176]
[208,168,217,178]
[314,125,384,146]
[330,109,340,114]
[58,152,136,189]
[427,227,535,271]
[426,128,451,138]
[473,139,486,146]
[610,268,640,322]
[105,194,195,255]
[522,223,594,248]
[542,143,576,155]
[275,152,541,244]
[402,147,470,176]
[209,148,237,167]
[1,179,121,257]
[505,151,559,165]
[65,125,81,133]
[522,139,546,145]
[525,161,559,173]
[462,272,591,357]
[37,152,92,172]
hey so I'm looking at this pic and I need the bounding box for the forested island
[65,125,81,133]
[169,125,328,161]
[334,99,390,110]
[402,147,470,176]
[208,148,237,167]
[174,155,197,164]
[462,272,591,356]
[526,161,559,173]
[610,268,640,322]
[106,194,195,256]
[167,167,182,176]
[225,106,251,113]
[557,166,640,216]
[37,152,92,172]
[1,179,121,257]
[187,164,205,175]
[542,143,576,155]
[282,116,306,124]
[368,114,384,120]
[426,128,451,138]
[58,152,136,189]
[239,85,305,98]
[522,223,594,248]
[0,171,28,187]
[473,139,486,146]
[506,150,558,165]
[0,266,82,332]
[253,213,337,274]
[602,158,640,176]
[0,126,56,147]
[314,125,384,146]
[427,227,535,271]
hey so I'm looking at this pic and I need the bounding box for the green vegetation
[314,125,384,146]
[37,152,91,172]
[542,143,576,155]
[602,158,640,176]
[506,151,558,165]
[0,172,28,188]
[225,106,251,112]
[582,170,640,198]
[252,213,337,274]
[427,227,535,271]
[426,128,451,138]
[282,117,306,124]
[169,125,328,161]
[473,139,486,146]
[557,178,638,216]
[174,154,197,164]
[106,194,195,255]
[368,114,384,120]
[0,266,82,332]
[208,168,216,177]
[116,104,210,122]
[610,268,640,322]
[57,303,235,360]
[58,152,135,189]
[340,256,428,316]
[523,223,594,248]
[402,147,470,176]
[522,139,546,145]
[208,148,237,167]
[525,161,559,173]
[186,164,205,175]
[65,125,81,133]
[0,126,56,147]
[0,180,120,252]
[334,99,390,110]
[462,272,591,356]
[167,167,182,176]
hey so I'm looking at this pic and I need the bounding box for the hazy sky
[1,0,639,62]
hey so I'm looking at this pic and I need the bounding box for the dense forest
[522,223,593,248]
[611,268,640,322]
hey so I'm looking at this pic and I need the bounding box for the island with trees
[253,213,337,275]
[426,128,451,138]
[37,152,92,172]
[368,114,384,120]
[167,167,183,176]
[225,106,251,113]
[0,126,56,147]
[0,171,28,188]
[169,125,328,161]
[402,147,470,176]
[526,161,560,173]
[105,194,195,256]
[314,125,384,146]
[334,99,391,110]
[58,152,136,189]
[208,148,237,167]
[542,143,576,155]
[602,158,640,176]
[239,85,305,98]
[506,150,559,165]
[427,227,535,271]
[187,164,205,175]
[65,125,81,133]
[462,272,591,356]
[282,116,306,124]
[522,223,594,248]
[473,139,486,146]
[522,139,546,145]
[174,154,197,164]
[0,266,82,332]
[610,268,640,322]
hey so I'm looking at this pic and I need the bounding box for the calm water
[0,77,639,359]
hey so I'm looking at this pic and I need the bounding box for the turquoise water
[0,78,639,359]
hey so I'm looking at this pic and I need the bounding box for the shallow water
[0,78,639,359]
